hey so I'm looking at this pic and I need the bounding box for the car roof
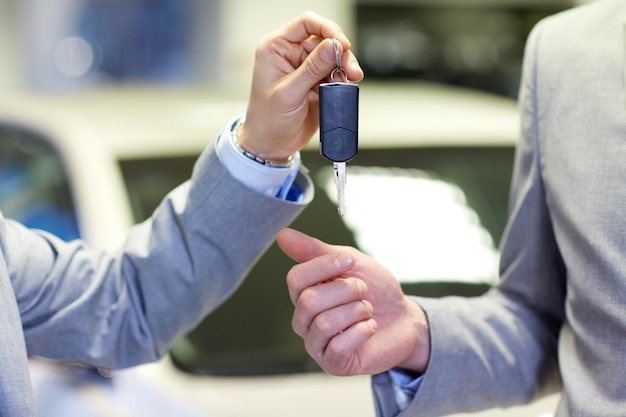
[0,81,519,161]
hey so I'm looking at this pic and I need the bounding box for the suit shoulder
[524,0,624,68]
[536,0,625,39]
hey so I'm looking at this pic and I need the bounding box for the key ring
[330,37,348,83]
[333,38,342,70]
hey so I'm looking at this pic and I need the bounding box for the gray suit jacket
[373,1,626,415]
[0,140,311,416]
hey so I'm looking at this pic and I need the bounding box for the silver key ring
[330,38,348,83]
[330,67,348,83]
[333,38,341,70]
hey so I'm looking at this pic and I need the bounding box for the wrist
[398,297,431,373]
[233,117,294,167]
[217,115,302,198]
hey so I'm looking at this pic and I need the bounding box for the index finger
[285,251,355,305]
[277,11,351,51]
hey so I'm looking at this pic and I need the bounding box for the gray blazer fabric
[0,139,311,416]
[373,1,626,416]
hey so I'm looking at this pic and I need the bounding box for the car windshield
[118,145,514,376]
[0,127,81,241]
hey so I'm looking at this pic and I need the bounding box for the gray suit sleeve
[4,139,312,369]
[374,18,564,417]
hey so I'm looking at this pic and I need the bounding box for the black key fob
[319,82,359,163]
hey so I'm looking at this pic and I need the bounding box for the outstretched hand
[277,228,430,376]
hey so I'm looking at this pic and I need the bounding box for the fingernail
[356,280,368,299]
[361,299,374,316]
[368,319,378,333]
[334,253,354,269]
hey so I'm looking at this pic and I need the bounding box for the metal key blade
[334,162,347,216]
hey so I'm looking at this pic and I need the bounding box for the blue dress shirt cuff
[216,114,302,201]
[388,367,423,411]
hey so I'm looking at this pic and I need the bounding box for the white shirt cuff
[215,114,301,199]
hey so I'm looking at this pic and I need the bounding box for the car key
[319,38,359,215]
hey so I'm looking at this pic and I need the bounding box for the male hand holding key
[237,13,363,169]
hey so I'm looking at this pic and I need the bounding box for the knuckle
[254,34,271,58]
[325,338,344,357]
[285,266,299,289]
[323,346,351,375]
[302,56,329,80]
[311,313,333,335]
[290,314,306,337]
[304,343,323,365]
[285,264,312,297]
[297,287,319,310]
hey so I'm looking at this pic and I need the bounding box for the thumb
[285,38,338,95]
[276,227,332,263]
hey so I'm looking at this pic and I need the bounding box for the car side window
[0,125,81,241]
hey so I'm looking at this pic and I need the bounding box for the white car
[0,82,559,417]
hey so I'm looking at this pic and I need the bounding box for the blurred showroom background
[0,0,596,96]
